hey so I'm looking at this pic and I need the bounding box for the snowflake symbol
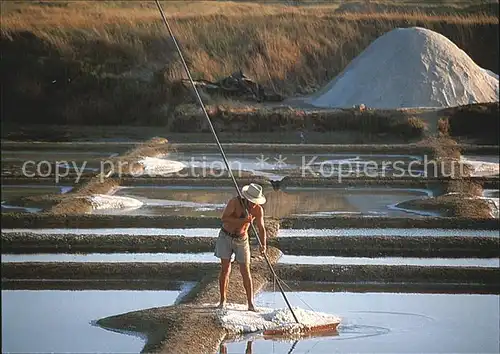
[256,154,269,168]
[274,155,287,169]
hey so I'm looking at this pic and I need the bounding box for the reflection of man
[220,340,253,354]
[215,183,267,311]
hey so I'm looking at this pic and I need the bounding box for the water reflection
[220,340,253,354]
[107,186,433,218]
[220,292,499,353]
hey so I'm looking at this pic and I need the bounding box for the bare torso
[222,197,262,236]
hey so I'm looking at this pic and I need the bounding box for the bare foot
[217,301,226,309]
[248,304,257,312]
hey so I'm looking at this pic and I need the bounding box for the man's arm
[255,206,266,252]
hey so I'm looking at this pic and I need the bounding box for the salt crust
[138,156,186,176]
[306,27,499,109]
[86,194,143,210]
[212,303,341,335]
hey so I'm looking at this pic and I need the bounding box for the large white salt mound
[138,157,186,176]
[305,27,499,109]
[86,194,143,210]
[215,303,341,335]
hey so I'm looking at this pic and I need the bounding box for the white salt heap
[215,303,341,335]
[304,27,499,109]
[138,156,186,176]
[86,194,143,210]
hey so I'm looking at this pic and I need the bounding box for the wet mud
[3,262,498,289]
[1,262,218,280]
[2,140,496,154]
[397,179,495,218]
[3,279,497,294]
[272,236,499,258]
[0,279,188,291]
[398,194,493,218]
[2,213,498,229]
[263,280,500,295]
[273,264,500,287]
[2,234,498,258]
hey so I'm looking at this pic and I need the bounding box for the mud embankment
[3,175,498,191]
[397,180,495,218]
[3,279,496,294]
[268,281,499,295]
[440,102,500,145]
[1,262,217,281]
[2,234,498,258]
[397,137,499,217]
[2,140,496,154]
[3,262,498,290]
[2,213,499,229]
[273,236,499,258]
[274,264,500,288]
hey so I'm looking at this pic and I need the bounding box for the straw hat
[241,183,266,205]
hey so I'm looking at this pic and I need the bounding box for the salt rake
[154,0,340,336]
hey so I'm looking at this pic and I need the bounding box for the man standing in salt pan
[215,183,267,311]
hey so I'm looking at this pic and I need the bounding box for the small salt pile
[138,156,186,176]
[215,303,341,336]
[302,27,499,109]
[86,194,143,210]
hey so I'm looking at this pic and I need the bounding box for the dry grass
[2,1,497,32]
[2,1,498,126]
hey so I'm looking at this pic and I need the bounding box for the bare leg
[219,343,227,354]
[218,259,232,308]
[239,262,256,311]
[245,340,253,354]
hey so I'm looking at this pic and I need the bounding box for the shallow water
[3,227,498,237]
[1,288,192,353]
[1,184,73,213]
[2,253,499,268]
[2,289,497,354]
[223,292,500,354]
[97,186,435,218]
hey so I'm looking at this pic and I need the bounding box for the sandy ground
[4,279,497,295]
